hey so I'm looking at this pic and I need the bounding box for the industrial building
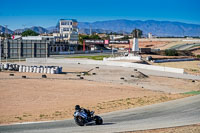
[0,36,81,59]
[1,37,51,59]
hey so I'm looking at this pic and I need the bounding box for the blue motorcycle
[74,110,103,126]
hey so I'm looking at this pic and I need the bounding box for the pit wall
[26,58,184,74]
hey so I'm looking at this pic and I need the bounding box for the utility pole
[46,41,48,66]
[0,36,1,63]
[90,24,92,35]
[19,40,21,63]
[4,25,8,63]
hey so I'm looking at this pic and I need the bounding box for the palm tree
[131,28,143,38]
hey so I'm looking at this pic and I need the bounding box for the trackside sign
[84,40,130,44]
[109,40,129,44]
[85,40,104,44]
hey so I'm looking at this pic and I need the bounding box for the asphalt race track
[1,95,200,133]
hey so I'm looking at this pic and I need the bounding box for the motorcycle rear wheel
[94,116,103,125]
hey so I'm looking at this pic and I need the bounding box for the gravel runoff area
[122,124,200,133]
[0,61,199,124]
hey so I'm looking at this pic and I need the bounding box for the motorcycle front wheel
[74,116,85,126]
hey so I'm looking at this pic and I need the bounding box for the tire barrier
[0,63,20,71]
[0,63,62,74]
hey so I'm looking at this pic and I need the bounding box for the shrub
[165,49,178,56]
[197,55,200,58]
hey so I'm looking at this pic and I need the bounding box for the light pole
[0,36,1,63]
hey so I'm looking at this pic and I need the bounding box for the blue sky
[0,0,200,30]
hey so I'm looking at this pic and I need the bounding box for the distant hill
[78,19,200,37]
[46,26,59,33]
[79,28,113,34]
[0,25,13,34]
[15,26,48,34]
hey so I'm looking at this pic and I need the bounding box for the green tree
[131,29,143,38]
[21,30,39,36]
[89,34,101,40]
[78,34,101,44]
[79,34,90,44]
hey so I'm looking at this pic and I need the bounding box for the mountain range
[1,19,200,37]
[0,25,14,34]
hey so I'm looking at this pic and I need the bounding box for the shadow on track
[85,122,115,126]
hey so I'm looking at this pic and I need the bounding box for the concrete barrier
[153,58,195,63]
[103,55,141,61]
[26,58,184,74]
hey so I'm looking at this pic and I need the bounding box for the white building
[53,19,78,43]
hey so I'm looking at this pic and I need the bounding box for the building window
[63,28,69,31]
[61,21,70,25]
[61,22,66,25]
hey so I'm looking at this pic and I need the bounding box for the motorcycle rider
[75,105,91,118]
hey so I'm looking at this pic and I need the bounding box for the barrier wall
[153,58,195,63]
[26,58,184,74]
[103,56,141,61]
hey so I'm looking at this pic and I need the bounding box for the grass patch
[15,116,22,120]
[23,114,28,117]
[66,55,111,60]
[53,111,62,116]
[183,91,200,95]
[190,69,198,72]
[40,114,45,118]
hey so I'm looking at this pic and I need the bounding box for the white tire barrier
[47,67,51,74]
[22,66,26,72]
[40,67,44,73]
[43,67,47,74]
[36,67,40,73]
[19,65,23,72]
[50,68,55,74]
[0,63,62,74]
[33,66,37,73]
[26,66,29,73]
[29,66,33,73]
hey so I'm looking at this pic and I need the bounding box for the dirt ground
[192,48,200,56]
[138,40,171,49]
[0,62,199,125]
[123,124,200,133]
[151,61,200,75]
